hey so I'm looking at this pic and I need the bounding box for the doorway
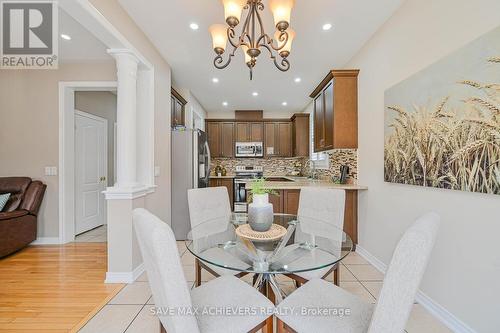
[73,91,117,242]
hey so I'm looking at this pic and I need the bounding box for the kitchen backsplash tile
[211,149,358,181]
[211,157,304,176]
[302,149,358,181]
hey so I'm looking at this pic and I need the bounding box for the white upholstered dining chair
[276,212,440,333]
[187,187,249,286]
[284,187,346,286]
[133,208,274,333]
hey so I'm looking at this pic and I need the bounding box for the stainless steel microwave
[235,142,263,157]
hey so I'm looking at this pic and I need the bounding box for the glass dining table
[186,213,353,304]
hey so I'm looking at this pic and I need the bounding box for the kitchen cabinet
[206,122,221,157]
[206,121,234,158]
[264,121,292,157]
[283,190,300,215]
[171,88,187,127]
[270,188,358,244]
[221,122,235,157]
[235,122,263,142]
[278,122,292,157]
[268,192,282,213]
[310,69,359,151]
[291,114,310,157]
[209,178,234,210]
[268,189,299,215]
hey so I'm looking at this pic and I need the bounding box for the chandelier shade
[269,0,295,29]
[210,0,295,79]
[222,0,247,26]
[209,24,229,53]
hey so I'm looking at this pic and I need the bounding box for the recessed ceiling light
[190,23,199,30]
[222,101,228,106]
[322,23,333,31]
[60,34,71,40]
[282,102,288,106]
[212,78,219,83]
[252,92,259,96]
[294,77,301,83]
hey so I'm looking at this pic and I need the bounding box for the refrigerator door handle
[205,140,211,185]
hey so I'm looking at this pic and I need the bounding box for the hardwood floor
[0,243,124,333]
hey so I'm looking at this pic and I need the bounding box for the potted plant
[247,178,278,232]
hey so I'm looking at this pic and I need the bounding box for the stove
[234,166,263,212]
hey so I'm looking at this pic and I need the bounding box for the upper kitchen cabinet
[264,121,292,157]
[206,121,235,157]
[291,113,310,157]
[171,88,187,127]
[310,69,359,151]
[235,122,263,142]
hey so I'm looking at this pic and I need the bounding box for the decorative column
[104,49,145,284]
[109,50,139,188]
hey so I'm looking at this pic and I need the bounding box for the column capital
[107,49,140,64]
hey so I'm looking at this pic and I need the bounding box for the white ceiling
[58,9,111,63]
[118,0,404,114]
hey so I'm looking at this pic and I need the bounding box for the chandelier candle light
[209,0,295,80]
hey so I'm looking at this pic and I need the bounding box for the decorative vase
[248,193,273,232]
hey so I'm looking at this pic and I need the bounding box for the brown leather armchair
[0,177,46,257]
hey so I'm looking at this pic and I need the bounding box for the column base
[105,263,145,284]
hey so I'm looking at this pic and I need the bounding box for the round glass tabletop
[185,213,353,275]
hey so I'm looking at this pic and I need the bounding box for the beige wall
[0,62,116,237]
[0,0,175,238]
[89,0,173,226]
[75,91,117,186]
[347,0,500,331]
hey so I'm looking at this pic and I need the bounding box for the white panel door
[75,110,107,235]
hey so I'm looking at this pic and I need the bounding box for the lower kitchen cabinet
[268,192,282,213]
[208,178,234,210]
[267,189,358,244]
[283,190,300,215]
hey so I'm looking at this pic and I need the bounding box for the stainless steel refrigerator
[171,129,210,240]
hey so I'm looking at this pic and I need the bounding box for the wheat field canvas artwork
[384,25,500,195]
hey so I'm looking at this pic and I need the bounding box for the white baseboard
[355,245,476,333]
[105,263,144,284]
[31,237,61,245]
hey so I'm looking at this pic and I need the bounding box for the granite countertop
[209,175,236,179]
[243,176,368,190]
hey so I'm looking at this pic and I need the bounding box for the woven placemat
[235,224,287,242]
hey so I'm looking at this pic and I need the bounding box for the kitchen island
[244,177,367,245]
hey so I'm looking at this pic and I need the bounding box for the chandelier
[209,0,295,80]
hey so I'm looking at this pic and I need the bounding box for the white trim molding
[105,263,144,284]
[31,237,61,245]
[103,185,156,200]
[356,245,477,333]
[58,81,118,245]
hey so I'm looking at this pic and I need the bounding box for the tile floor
[75,225,107,243]
[79,241,452,333]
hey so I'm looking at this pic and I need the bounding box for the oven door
[235,143,256,157]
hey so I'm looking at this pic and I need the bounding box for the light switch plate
[45,166,57,176]
[154,166,160,177]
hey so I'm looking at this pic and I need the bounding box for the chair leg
[195,258,201,287]
[333,266,339,286]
